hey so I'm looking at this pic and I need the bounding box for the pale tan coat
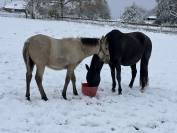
[23,34,109,100]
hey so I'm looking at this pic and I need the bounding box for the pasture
[0,17,177,133]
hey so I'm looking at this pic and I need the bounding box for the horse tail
[140,36,152,89]
[23,40,34,72]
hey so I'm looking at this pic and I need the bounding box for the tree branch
[64,0,75,5]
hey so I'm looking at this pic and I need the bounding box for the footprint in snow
[0,92,5,100]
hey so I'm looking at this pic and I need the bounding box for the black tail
[140,36,152,89]
[23,40,34,73]
[23,41,28,67]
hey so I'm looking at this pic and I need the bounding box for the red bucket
[81,83,98,97]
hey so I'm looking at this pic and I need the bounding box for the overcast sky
[107,0,157,19]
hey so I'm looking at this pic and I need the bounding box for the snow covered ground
[0,17,177,133]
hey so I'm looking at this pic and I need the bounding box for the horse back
[106,30,151,66]
[121,32,151,65]
[121,34,143,65]
[27,35,84,69]
[50,38,84,61]
[128,32,149,46]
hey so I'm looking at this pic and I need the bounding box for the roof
[4,1,27,10]
[147,15,157,19]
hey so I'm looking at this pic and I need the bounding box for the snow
[0,0,10,8]
[0,16,177,133]
[4,0,26,10]
[0,10,26,18]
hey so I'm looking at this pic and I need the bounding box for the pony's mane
[80,38,99,46]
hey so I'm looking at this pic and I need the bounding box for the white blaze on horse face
[98,36,110,63]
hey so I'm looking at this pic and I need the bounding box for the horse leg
[129,64,137,88]
[62,69,71,100]
[109,63,116,92]
[25,59,34,101]
[35,66,48,101]
[115,64,122,95]
[71,71,78,96]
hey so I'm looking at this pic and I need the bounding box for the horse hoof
[129,84,133,88]
[118,91,122,95]
[26,96,30,101]
[42,97,48,101]
[73,91,78,96]
[62,93,67,100]
[112,89,116,93]
[140,89,145,93]
[63,96,67,100]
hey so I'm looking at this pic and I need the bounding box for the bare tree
[26,0,110,19]
[26,0,46,19]
[156,0,177,24]
[121,3,146,23]
[59,0,77,18]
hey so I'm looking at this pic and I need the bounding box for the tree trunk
[60,0,64,19]
[31,0,35,19]
[78,0,82,18]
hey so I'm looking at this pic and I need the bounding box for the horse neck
[82,44,100,57]
[90,55,104,72]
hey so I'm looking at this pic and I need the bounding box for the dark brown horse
[23,34,109,101]
[86,29,152,94]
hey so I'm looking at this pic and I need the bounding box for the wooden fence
[0,12,177,34]
[58,16,177,34]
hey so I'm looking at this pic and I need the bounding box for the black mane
[81,38,99,46]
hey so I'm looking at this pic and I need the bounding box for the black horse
[86,29,152,94]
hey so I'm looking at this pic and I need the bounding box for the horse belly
[121,44,144,65]
[47,57,69,70]
[121,54,142,66]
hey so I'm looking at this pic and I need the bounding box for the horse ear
[104,36,107,42]
[100,36,105,44]
[85,64,90,71]
[101,36,105,41]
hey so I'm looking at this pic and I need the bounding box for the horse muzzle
[102,55,110,63]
